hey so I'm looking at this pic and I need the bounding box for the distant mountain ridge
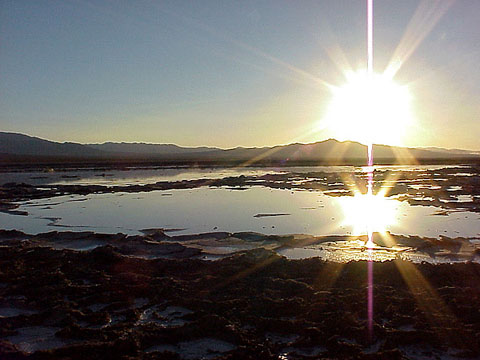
[87,142,216,155]
[0,132,105,157]
[0,131,479,165]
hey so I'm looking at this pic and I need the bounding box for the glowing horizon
[0,2,478,150]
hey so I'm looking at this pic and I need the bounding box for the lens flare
[337,190,397,236]
[366,0,375,343]
[324,71,413,146]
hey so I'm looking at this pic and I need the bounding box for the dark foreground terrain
[1,231,480,359]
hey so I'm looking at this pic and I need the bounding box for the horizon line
[1,130,479,153]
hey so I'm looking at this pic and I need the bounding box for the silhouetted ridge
[0,131,478,165]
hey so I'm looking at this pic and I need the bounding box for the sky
[0,0,479,149]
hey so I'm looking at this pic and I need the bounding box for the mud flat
[1,230,480,359]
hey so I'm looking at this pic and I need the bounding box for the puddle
[146,338,235,359]
[87,303,109,312]
[49,239,105,251]
[279,346,326,358]
[137,305,193,327]
[6,326,68,353]
[399,344,467,360]
[133,298,149,308]
[0,307,37,318]
[265,332,300,344]
[279,240,410,262]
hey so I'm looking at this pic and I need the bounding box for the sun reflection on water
[337,190,398,236]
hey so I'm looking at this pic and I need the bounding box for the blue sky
[1,0,479,149]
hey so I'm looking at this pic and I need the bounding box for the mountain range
[0,131,479,165]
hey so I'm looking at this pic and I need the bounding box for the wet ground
[0,232,480,359]
[1,164,480,359]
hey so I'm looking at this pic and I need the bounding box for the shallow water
[0,307,37,318]
[146,338,236,359]
[6,327,66,353]
[278,240,480,263]
[2,186,479,239]
[0,164,467,186]
[0,166,287,186]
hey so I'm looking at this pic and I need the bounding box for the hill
[0,131,478,166]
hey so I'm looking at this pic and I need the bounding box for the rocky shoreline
[1,230,480,359]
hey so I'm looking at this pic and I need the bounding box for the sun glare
[322,70,413,146]
[338,190,397,236]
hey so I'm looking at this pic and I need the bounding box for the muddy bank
[0,229,478,264]
[1,230,480,359]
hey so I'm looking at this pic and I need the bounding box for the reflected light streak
[394,260,468,349]
[385,0,454,79]
[337,189,398,237]
[367,249,373,339]
[367,0,374,342]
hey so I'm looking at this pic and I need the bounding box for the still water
[0,164,466,186]
[2,186,479,239]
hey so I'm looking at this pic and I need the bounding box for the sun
[322,70,413,146]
